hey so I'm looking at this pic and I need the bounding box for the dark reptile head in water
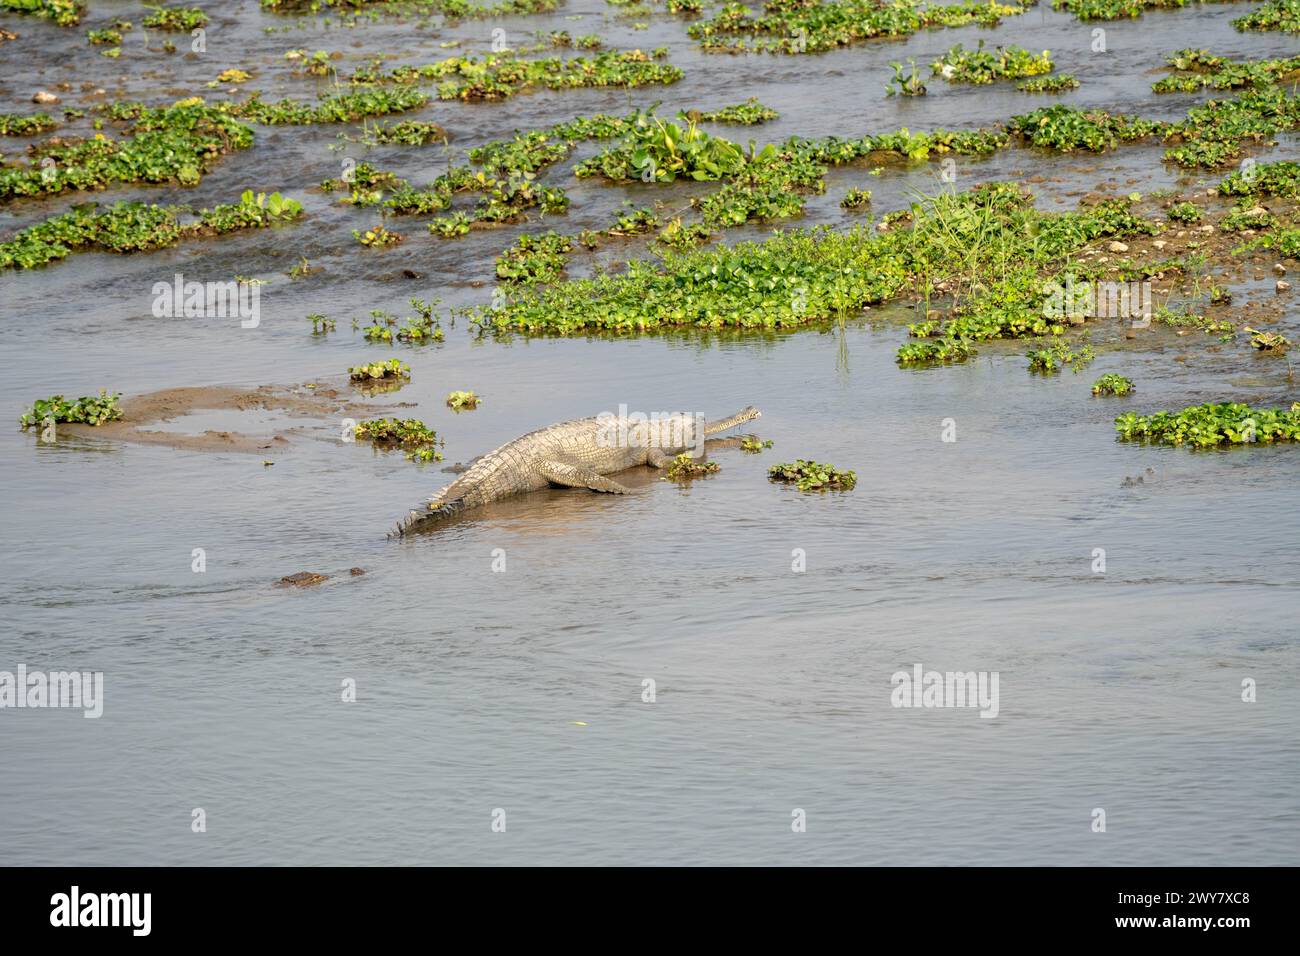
[392,405,762,538]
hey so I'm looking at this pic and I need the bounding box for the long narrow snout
[704,406,762,436]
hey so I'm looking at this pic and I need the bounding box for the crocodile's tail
[390,498,466,538]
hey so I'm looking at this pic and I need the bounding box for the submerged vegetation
[1115,403,1300,447]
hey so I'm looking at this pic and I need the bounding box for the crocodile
[393,405,760,536]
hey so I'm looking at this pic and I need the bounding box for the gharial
[392,406,761,536]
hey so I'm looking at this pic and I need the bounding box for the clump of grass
[1027,338,1096,373]
[20,390,121,429]
[349,358,409,383]
[1091,373,1134,396]
[1115,402,1300,447]
[666,453,719,480]
[768,460,856,492]
[446,390,480,410]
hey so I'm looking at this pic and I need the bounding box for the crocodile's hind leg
[537,459,630,494]
[647,448,680,469]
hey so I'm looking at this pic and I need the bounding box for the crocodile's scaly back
[393,406,760,537]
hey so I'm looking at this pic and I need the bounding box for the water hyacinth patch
[1243,327,1291,352]
[1232,0,1300,33]
[0,191,303,270]
[1017,74,1079,93]
[697,99,779,124]
[1,0,83,26]
[1115,403,1300,447]
[0,99,253,199]
[768,460,857,492]
[841,188,872,209]
[1152,50,1300,94]
[1027,338,1096,373]
[446,391,480,411]
[664,453,719,481]
[352,50,682,101]
[141,6,209,31]
[354,418,444,462]
[1008,105,1164,153]
[1166,201,1202,222]
[495,231,573,284]
[19,390,121,429]
[349,359,409,382]
[0,112,58,135]
[740,437,773,452]
[687,0,1032,55]
[1091,373,1134,396]
[228,88,430,125]
[1218,161,1300,199]
[932,42,1052,84]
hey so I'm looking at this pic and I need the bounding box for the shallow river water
[1,1,1297,865]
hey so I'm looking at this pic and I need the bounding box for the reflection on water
[1,4,1297,865]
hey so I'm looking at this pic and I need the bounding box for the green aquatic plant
[575,112,744,183]
[1219,204,1277,232]
[0,191,303,270]
[353,225,403,247]
[1218,161,1300,199]
[1,0,83,26]
[429,212,473,238]
[1052,0,1187,20]
[840,188,872,209]
[19,390,121,429]
[688,0,1031,55]
[1162,87,1300,168]
[495,231,573,284]
[1115,402,1300,447]
[1091,373,1134,396]
[1027,338,1096,373]
[1166,201,1202,222]
[740,436,773,453]
[1008,105,1164,153]
[697,99,779,124]
[353,50,682,101]
[932,41,1052,84]
[0,112,57,135]
[1152,50,1300,94]
[1243,327,1291,352]
[308,313,335,334]
[665,453,719,480]
[0,99,252,199]
[768,460,857,492]
[361,119,447,145]
[1235,226,1300,259]
[445,390,480,410]
[141,5,209,30]
[354,418,443,461]
[285,49,336,75]
[229,88,430,125]
[886,59,927,96]
[1233,0,1300,33]
[1017,74,1079,93]
[896,338,976,365]
[349,358,409,382]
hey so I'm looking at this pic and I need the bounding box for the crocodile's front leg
[537,459,630,494]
